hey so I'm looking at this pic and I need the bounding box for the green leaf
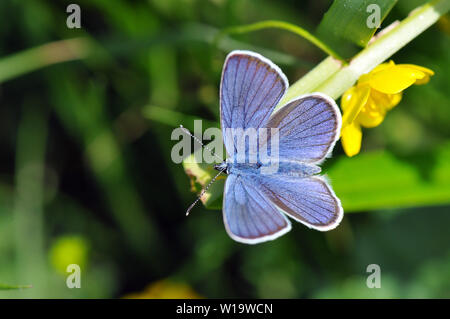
[317,0,398,57]
[0,283,32,290]
[182,141,450,212]
[326,142,450,212]
[0,38,92,84]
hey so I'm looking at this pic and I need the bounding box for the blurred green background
[0,0,449,298]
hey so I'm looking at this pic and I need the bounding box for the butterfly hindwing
[248,174,343,231]
[223,174,291,244]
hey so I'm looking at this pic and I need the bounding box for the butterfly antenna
[179,125,223,162]
[185,166,227,216]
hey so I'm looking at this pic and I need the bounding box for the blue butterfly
[188,50,343,244]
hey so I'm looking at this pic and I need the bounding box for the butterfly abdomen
[226,160,320,178]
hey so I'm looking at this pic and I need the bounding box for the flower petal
[399,64,434,85]
[370,90,403,111]
[356,90,402,128]
[399,64,434,76]
[341,122,362,157]
[357,106,385,128]
[358,61,395,85]
[368,65,426,94]
[385,92,402,111]
[341,85,370,126]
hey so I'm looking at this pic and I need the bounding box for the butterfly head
[214,162,229,174]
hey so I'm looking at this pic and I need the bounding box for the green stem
[0,38,91,83]
[314,0,450,100]
[216,20,345,61]
[0,284,32,290]
[277,56,342,109]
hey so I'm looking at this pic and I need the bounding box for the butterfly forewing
[220,50,288,155]
[264,93,342,163]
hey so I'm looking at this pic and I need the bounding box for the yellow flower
[340,61,434,157]
[122,280,202,299]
